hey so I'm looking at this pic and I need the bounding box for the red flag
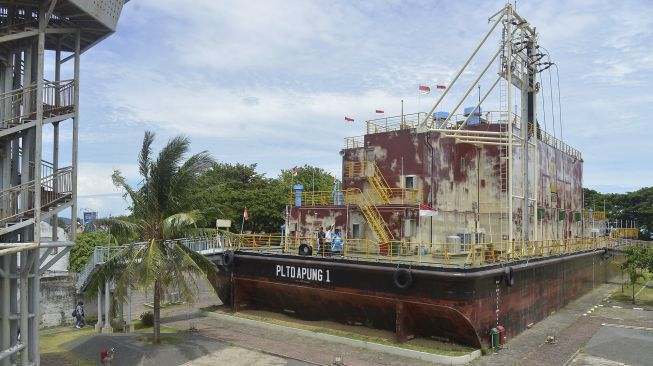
[436,85,446,90]
[243,207,249,221]
[419,203,439,217]
[291,166,298,176]
[344,116,354,122]
[375,109,384,114]
[418,85,431,93]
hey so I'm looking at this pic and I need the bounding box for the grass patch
[40,326,96,366]
[206,306,472,356]
[132,319,179,334]
[609,271,653,306]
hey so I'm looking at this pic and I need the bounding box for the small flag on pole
[243,207,249,221]
[291,166,298,177]
[344,116,355,122]
[436,85,446,90]
[375,109,384,114]
[418,85,431,93]
[419,203,439,217]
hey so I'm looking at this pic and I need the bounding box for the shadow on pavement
[63,332,228,366]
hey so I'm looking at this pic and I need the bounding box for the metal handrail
[0,79,75,127]
[361,111,582,159]
[0,167,73,224]
[231,234,622,267]
[76,235,227,291]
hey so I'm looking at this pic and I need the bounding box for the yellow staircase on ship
[345,161,394,244]
[367,163,392,204]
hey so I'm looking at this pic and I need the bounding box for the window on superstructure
[352,223,361,238]
[366,150,375,161]
[404,176,415,189]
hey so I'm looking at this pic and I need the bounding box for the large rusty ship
[211,4,633,348]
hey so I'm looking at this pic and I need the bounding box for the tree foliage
[88,131,220,344]
[583,187,653,240]
[619,244,653,304]
[190,163,334,233]
[69,231,112,272]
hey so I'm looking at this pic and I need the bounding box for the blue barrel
[464,106,482,125]
[433,111,449,119]
[294,184,304,206]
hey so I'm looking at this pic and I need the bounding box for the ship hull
[210,249,621,348]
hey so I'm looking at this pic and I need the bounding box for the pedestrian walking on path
[73,301,85,328]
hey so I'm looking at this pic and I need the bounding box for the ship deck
[229,234,628,269]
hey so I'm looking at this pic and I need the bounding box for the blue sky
[71,0,653,217]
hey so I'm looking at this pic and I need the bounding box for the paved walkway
[475,283,617,366]
[73,280,652,366]
[476,283,653,366]
[164,315,436,366]
[63,332,314,366]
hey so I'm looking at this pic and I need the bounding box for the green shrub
[68,231,111,272]
[140,311,154,327]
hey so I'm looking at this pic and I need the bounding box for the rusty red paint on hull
[209,249,621,348]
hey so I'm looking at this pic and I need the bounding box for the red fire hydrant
[496,325,505,344]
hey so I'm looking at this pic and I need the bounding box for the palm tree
[88,131,220,344]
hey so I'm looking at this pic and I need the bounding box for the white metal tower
[0,1,126,365]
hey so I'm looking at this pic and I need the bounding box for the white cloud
[72,0,653,217]
[77,163,138,197]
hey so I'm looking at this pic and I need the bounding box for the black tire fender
[393,268,413,289]
[222,250,235,269]
[504,266,514,287]
[298,243,313,256]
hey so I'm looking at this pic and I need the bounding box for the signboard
[83,212,97,226]
[216,219,232,229]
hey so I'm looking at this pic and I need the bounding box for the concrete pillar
[1,256,10,366]
[126,285,134,332]
[19,253,28,366]
[27,249,39,363]
[95,285,102,332]
[102,281,112,333]
[70,31,80,239]
[9,253,18,357]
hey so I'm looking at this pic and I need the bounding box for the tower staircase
[0,166,73,235]
[0,79,76,137]
[345,161,395,244]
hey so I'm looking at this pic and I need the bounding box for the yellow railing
[343,161,422,204]
[287,190,353,206]
[368,163,391,204]
[344,136,364,149]
[361,111,582,160]
[358,189,394,243]
[228,235,618,267]
[611,228,638,239]
[583,210,606,220]
[366,112,429,134]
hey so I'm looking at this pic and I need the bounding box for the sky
[60,0,652,218]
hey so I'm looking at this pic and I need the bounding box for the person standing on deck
[317,227,326,255]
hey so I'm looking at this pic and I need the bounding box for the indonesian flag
[291,166,298,176]
[243,207,249,221]
[375,109,384,114]
[418,85,431,93]
[344,116,354,122]
[436,85,446,90]
[419,203,439,217]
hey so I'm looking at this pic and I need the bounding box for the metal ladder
[498,22,510,246]
[357,190,393,244]
[367,163,392,204]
